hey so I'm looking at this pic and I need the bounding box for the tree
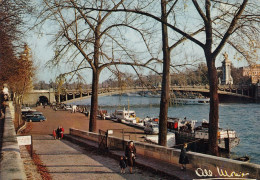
[10,44,34,104]
[83,0,259,154]
[0,0,34,101]
[35,0,161,132]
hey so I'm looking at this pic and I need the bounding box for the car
[26,114,47,122]
[64,105,72,111]
[21,106,36,113]
[25,111,43,118]
[144,123,159,134]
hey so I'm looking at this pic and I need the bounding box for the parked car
[64,105,72,111]
[26,114,46,122]
[144,123,159,134]
[21,107,36,117]
[21,106,36,112]
[25,111,43,119]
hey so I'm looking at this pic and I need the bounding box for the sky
[24,1,256,84]
[27,31,250,84]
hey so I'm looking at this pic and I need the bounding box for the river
[69,95,260,164]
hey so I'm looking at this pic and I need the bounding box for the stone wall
[0,103,26,180]
[70,128,260,179]
[23,89,56,106]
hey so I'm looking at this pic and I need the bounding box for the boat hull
[174,131,239,153]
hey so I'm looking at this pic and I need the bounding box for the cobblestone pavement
[32,135,170,180]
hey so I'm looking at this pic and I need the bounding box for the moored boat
[114,108,138,123]
[234,155,250,162]
[173,98,210,105]
[174,119,240,153]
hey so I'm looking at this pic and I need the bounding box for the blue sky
[24,1,255,84]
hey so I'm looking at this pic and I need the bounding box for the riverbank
[17,104,260,179]
[22,106,146,143]
[62,95,260,164]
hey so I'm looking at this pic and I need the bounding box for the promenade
[2,105,259,179]
[20,106,195,179]
[29,134,174,180]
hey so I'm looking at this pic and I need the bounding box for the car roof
[28,111,43,115]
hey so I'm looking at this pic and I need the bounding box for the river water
[70,95,260,164]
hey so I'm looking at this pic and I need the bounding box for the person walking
[179,143,189,171]
[56,126,62,140]
[61,126,64,139]
[52,129,57,140]
[125,141,136,174]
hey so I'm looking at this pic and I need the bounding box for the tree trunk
[158,0,170,146]
[89,24,101,132]
[89,69,99,132]
[206,55,219,156]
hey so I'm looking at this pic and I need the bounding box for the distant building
[242,64,260,84]
[221,52,233,85]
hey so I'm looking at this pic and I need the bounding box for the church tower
[221,52,233,85]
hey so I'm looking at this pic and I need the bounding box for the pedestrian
[125,141,136,174]
[179,143,189,171]
[52,129,57,140]
[56,126,62,140]
[61,126,64,139]
[119,156,127,174]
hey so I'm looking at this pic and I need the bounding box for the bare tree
[67,0,203,146]
[35,0,161,132]
[81,0,260,154]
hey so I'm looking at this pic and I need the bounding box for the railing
[60,85,253,100]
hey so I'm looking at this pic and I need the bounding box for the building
[243,64,260,84]
[221,52,233,85]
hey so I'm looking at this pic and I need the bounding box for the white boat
[114,108,137,123]
[173,98,210,105]
[145,133,175,147]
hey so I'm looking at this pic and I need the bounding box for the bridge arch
[38,96,49,105]
[23,89,56,106]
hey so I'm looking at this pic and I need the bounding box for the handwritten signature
[195,167,250,178]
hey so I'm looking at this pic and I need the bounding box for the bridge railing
[60,85,253,102]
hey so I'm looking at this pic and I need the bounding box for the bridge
[22,89,56,106]
[21,85,259,106]
[61,85,257,104]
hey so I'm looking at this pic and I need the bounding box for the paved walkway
[65,134,197,180]
[21,106,197,179]
[32,135,173,180]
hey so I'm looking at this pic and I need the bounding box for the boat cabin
[115,109,136,123]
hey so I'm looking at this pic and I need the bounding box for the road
[25,106,146,142]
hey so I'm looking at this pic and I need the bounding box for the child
[52,129,56,140]
[61,126,64,139]
[119,156,127,174]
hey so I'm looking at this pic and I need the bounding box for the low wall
[70,128,260,179]
[0,103,26,180]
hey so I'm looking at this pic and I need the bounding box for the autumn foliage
[0,0,34,103]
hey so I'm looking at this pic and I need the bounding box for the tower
[221,52,233,85]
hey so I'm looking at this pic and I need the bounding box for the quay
[1,102,260,180]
